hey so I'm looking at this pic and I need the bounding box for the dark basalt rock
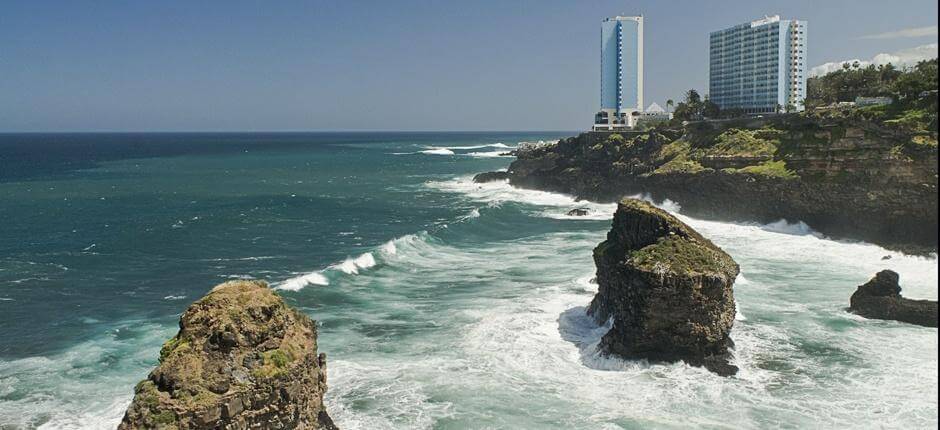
[472,171,510,183]
[505,116,938,254]
[567,208,590,216]
[588,199,740,376]
[849,270,938,327]
[119,280,338,429]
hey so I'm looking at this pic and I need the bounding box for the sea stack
[588,199,740,376]
[119,280,337,429]
[849,270,938,327]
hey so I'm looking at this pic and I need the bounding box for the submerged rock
[849,270,938,327]
[472,171,510,183]
[119,280,337,429]
[567,208,590,216]
[588,199,740,376]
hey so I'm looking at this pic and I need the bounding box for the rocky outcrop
[849,270,938,327]
[567,208,590,216]
[472,171,510,183]
[119,280,337,429]
[500,114,938,254]
[588,199,740,376]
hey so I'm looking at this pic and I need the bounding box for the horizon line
[0,129,582,134]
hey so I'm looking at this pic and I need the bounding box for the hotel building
[709,15,807,114]
[594,15,644,130]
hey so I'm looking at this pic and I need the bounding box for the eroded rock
[849,270,938,327]
[119,280,337,429]
[472,171,510,183]
[588,199,740,376]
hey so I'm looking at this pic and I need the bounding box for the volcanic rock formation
[119,280,337,429]
[472,171,510,183]
[497,113,939,254]
[850,270,938,327]
[588,199,740,376]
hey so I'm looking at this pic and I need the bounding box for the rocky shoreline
[486,114,938,254]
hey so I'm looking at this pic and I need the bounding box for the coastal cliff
[119,280,337,429]
[500,113,938,253]
[588,199,740,376]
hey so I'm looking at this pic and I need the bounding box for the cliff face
[506,114,938,254]
[850,270,938,327]
[588,199,740,376]
[119,280,337,430]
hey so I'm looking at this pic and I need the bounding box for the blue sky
[0,0,936,131]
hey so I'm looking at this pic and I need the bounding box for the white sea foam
[436,143,513,150]
[276,234,429,291]
[759,219,823,237]
[0,322,175,430]
[334,253,377,275]
[463,150,512,158]
[278,271,330,291]
[419,148,455,155]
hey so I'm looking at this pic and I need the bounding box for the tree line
[805,58,937,109]
[666,58,937,122]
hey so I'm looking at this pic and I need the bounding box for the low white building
[855,96,892,107]
[635,102,673,126]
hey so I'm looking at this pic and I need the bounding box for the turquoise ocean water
[0,132,936,429]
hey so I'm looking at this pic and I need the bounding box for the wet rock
[588,199,740,376]
[119,280,337,429]
[566,208,590,216]
[849,270,938,327]
[472,171,510,183]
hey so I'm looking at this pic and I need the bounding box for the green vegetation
[268,349,290,367]
[654,140,691,164]
[654,157,708,174]
[159,336,190,362]
[806,59,937,132]
[252,349,294,379]
[151,411,177,426]
[671,89,720,122]
[629,236,730,275]
[734,160,798,179]
[883,108,931,132]
[651,139,710,175]
[696,128,781,158]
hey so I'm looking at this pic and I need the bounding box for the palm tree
[666,99,674,112]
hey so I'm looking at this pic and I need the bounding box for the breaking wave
[276,233,431,291]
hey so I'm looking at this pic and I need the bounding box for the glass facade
[600,16,643,114]
[709,16,807,114]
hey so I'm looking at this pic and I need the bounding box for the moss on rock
[119,280,336,429]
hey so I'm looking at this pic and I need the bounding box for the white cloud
[859,25,938,40]
[809,43,938,77]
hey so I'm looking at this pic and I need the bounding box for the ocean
[0,132,936,429]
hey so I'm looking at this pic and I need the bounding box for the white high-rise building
[709,15,808,114]
[594,16,644,130]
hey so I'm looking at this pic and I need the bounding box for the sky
[0,0,937,132]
